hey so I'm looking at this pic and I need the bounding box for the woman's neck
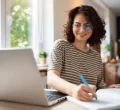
[73,41,89,52]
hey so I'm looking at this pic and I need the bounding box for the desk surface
[0,100,86,110]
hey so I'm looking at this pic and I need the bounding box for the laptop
[0,48,66,106]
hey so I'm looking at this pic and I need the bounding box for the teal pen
[79,74,97,100]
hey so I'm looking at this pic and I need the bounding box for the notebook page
[96,88,120,102]
[67,88,120,110]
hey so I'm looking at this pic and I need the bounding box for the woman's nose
[79,26,86,32]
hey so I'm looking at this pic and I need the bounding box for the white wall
[84,0,105,18]
[109,10,116,42]
[0,0,6,48]
[53,0,84,41]
[42,0,54,64]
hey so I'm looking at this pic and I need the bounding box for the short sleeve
[48,39,65,73]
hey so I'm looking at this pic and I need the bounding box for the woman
[47,5,106,101]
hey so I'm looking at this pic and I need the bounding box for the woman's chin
[76,35,90,41]
[76,37,88,41]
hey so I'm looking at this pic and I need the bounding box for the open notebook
[67,88,120,110]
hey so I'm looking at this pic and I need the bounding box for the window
[0,0,43,60]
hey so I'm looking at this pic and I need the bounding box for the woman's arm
[47,70,76,96]
[47,70,97,101]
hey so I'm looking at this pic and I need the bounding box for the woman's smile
[76,33,89,40]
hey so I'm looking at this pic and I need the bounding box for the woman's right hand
[71,84,96,101]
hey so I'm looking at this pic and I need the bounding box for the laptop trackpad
[45,90,66,101]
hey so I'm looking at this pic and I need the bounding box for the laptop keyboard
[45,90,66,101]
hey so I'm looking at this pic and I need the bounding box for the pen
[79,74,97,100]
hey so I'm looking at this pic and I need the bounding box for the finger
[80,91,93,101]
[109,84,115,88]
[116,85,120,88]
[88,92,97,99]
[118,84,120,88]
[77,85,93,101]
[83,85,96,98]
[109,84,120,88]
[80,85,95,100]
[78,97,87,101]
[79,97,91,101]
[116,84,120,88]
[113,84,119,88]
[83,85,95,92]
[89,85,96,91]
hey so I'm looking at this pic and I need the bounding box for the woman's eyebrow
[74,22,80,24]
[85,22,90,24]
[74,22,89,25]
[83,22,90,25]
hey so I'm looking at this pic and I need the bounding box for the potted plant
[38,50,47,64]
[103,44,112,62]
[104,44,112,52]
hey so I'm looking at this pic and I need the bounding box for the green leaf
[38,50,47,58]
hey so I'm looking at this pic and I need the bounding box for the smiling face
[72,13,93,43]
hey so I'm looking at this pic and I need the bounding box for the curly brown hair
[63,5,106,46]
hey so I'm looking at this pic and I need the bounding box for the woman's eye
[84,24,92,30]
[85,24,90,27]
[74,24,80,28]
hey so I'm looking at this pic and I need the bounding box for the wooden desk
[0,100,86,110]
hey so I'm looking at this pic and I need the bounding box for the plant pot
[40,58,46,64]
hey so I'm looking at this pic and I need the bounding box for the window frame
[0,0,6,48]
[0,0,44,60]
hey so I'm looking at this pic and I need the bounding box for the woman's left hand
[109,84,120,88]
